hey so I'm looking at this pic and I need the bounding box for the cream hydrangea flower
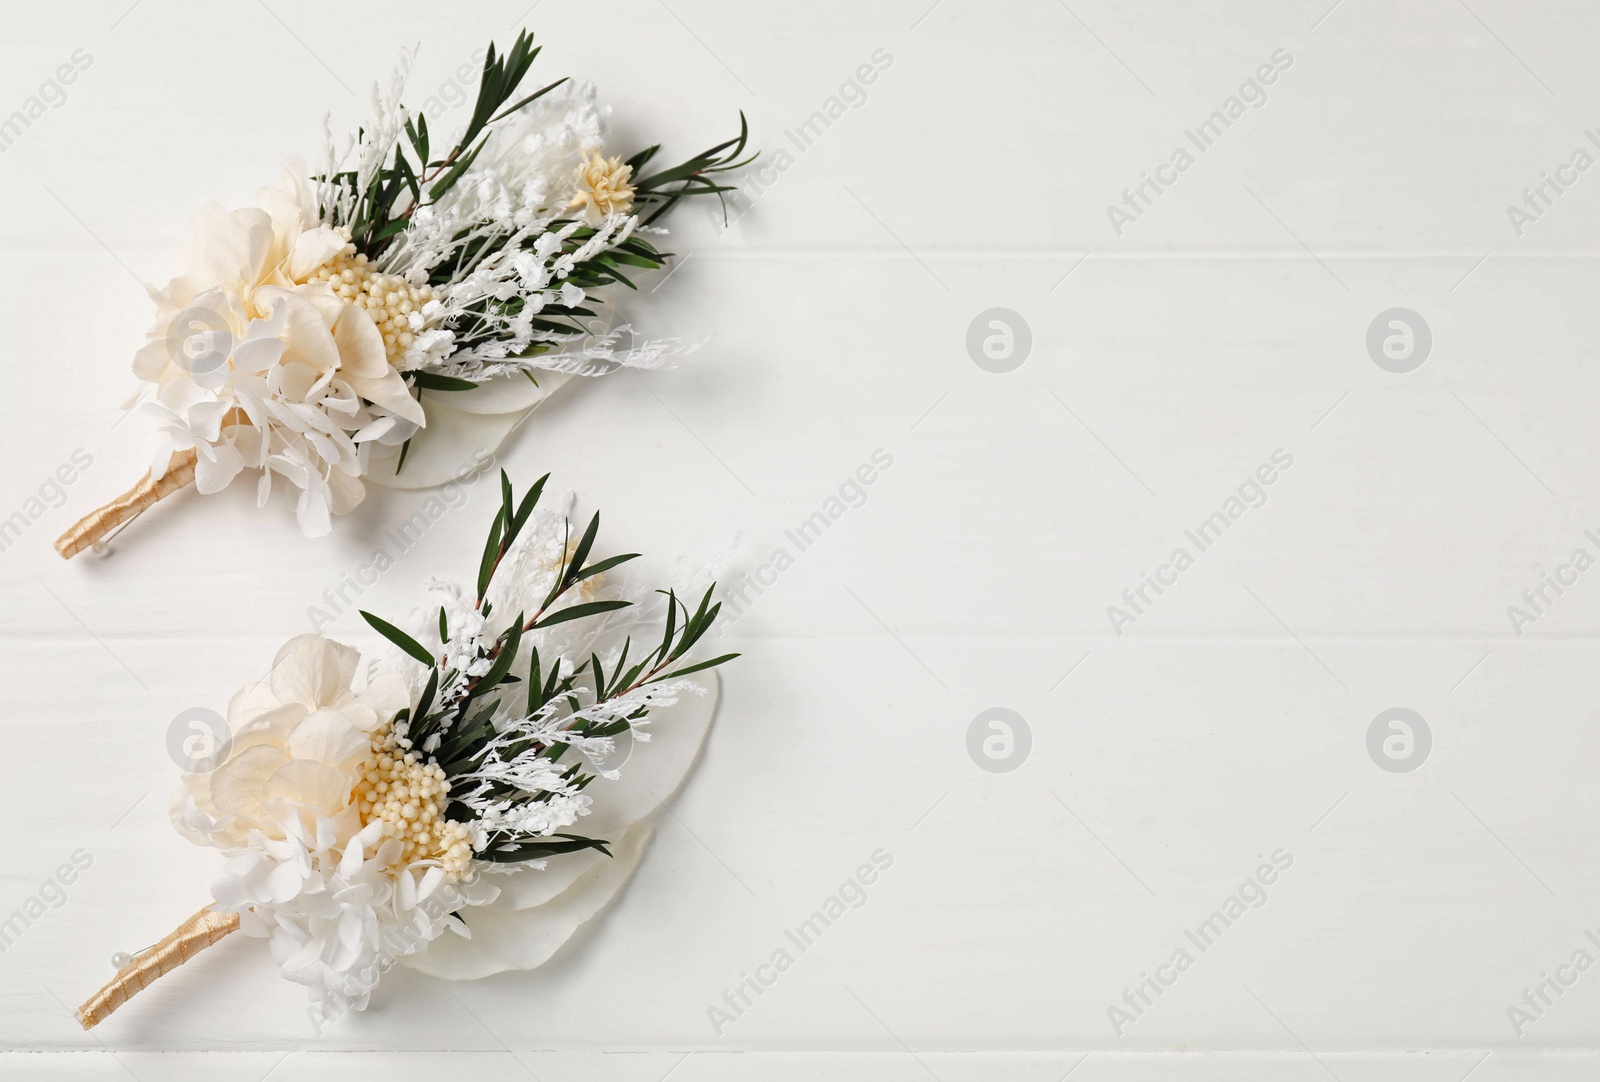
[134,166,426,536]
[132,471,737,1024]
[172,634,498,1015]
[173,634,412,851]
[216,823,495,1016]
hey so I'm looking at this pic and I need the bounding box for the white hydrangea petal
[297,484,333,538]
[287,708,370,767]
[209,744,289,823]
[352,416,397,443]
[266,861,305,904]
[279,938,326,984]
[332,306,426,425]
[355,672,412,725]
[228,680,289,731]
[270,635,362,710]
[289,225,349,281]
[232,333,287,375]
[230,704,306,755]
[326,468,365,516]
[264,759,355,822]
[193,442,243,495]
[258,287,341,373]
[363,401,526,491]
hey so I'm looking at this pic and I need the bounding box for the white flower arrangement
[77,472,735,1028]
[55,31,751,555]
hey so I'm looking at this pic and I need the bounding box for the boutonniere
[77,472,736,1028]
[56,32,750,558]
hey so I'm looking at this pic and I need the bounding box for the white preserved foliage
[315,71,692,383]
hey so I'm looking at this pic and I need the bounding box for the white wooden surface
[3,0,1600,1078]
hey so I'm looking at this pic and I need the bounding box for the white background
[2,0,1599,1078]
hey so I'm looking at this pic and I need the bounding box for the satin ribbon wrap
[54,447,199,559]
[53,373,565,557]
[76,906,239,1029]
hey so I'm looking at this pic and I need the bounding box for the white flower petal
[288,226,349,282]
[334,307,426,425]
[297,484,332,538]
[267,861,305,904]
[352,416,397,443]
[193,442,243,494]
[287,708,370,768]
[269,635,362,710]
[233,333,286,375]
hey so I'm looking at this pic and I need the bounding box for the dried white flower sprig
[76,472,736,1028]
[55,31,752,558]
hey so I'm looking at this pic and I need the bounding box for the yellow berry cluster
[306,245,437,367]
[354,731,474,879]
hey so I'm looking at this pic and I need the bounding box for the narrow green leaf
[509,474,549,543]
[478,617,524,692]
[414,666,439,726]
[477,834,611,863]
[526,644,543,716]
[658,589,679,663]
[653,653,740,682]
[532,599,632,629]
[488,76,569,124]
[412,372,480,392]
[542,519,574,611]
[428,138,488,201]
[573,552,637,581]
[565,513,600,585]
[477,510,506,599]
[360,610,435,666]
[609,251,665,269]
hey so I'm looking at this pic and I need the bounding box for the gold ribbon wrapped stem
[54,447,199,560]
[76,906,239,1029]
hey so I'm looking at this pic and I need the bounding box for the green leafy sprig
[359,472,737,863]
[322,30,753,263]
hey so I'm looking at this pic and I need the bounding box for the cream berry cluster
[354,730,474,879]
[307,244,437,368]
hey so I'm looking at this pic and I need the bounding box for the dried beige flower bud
[568,148,636,224]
